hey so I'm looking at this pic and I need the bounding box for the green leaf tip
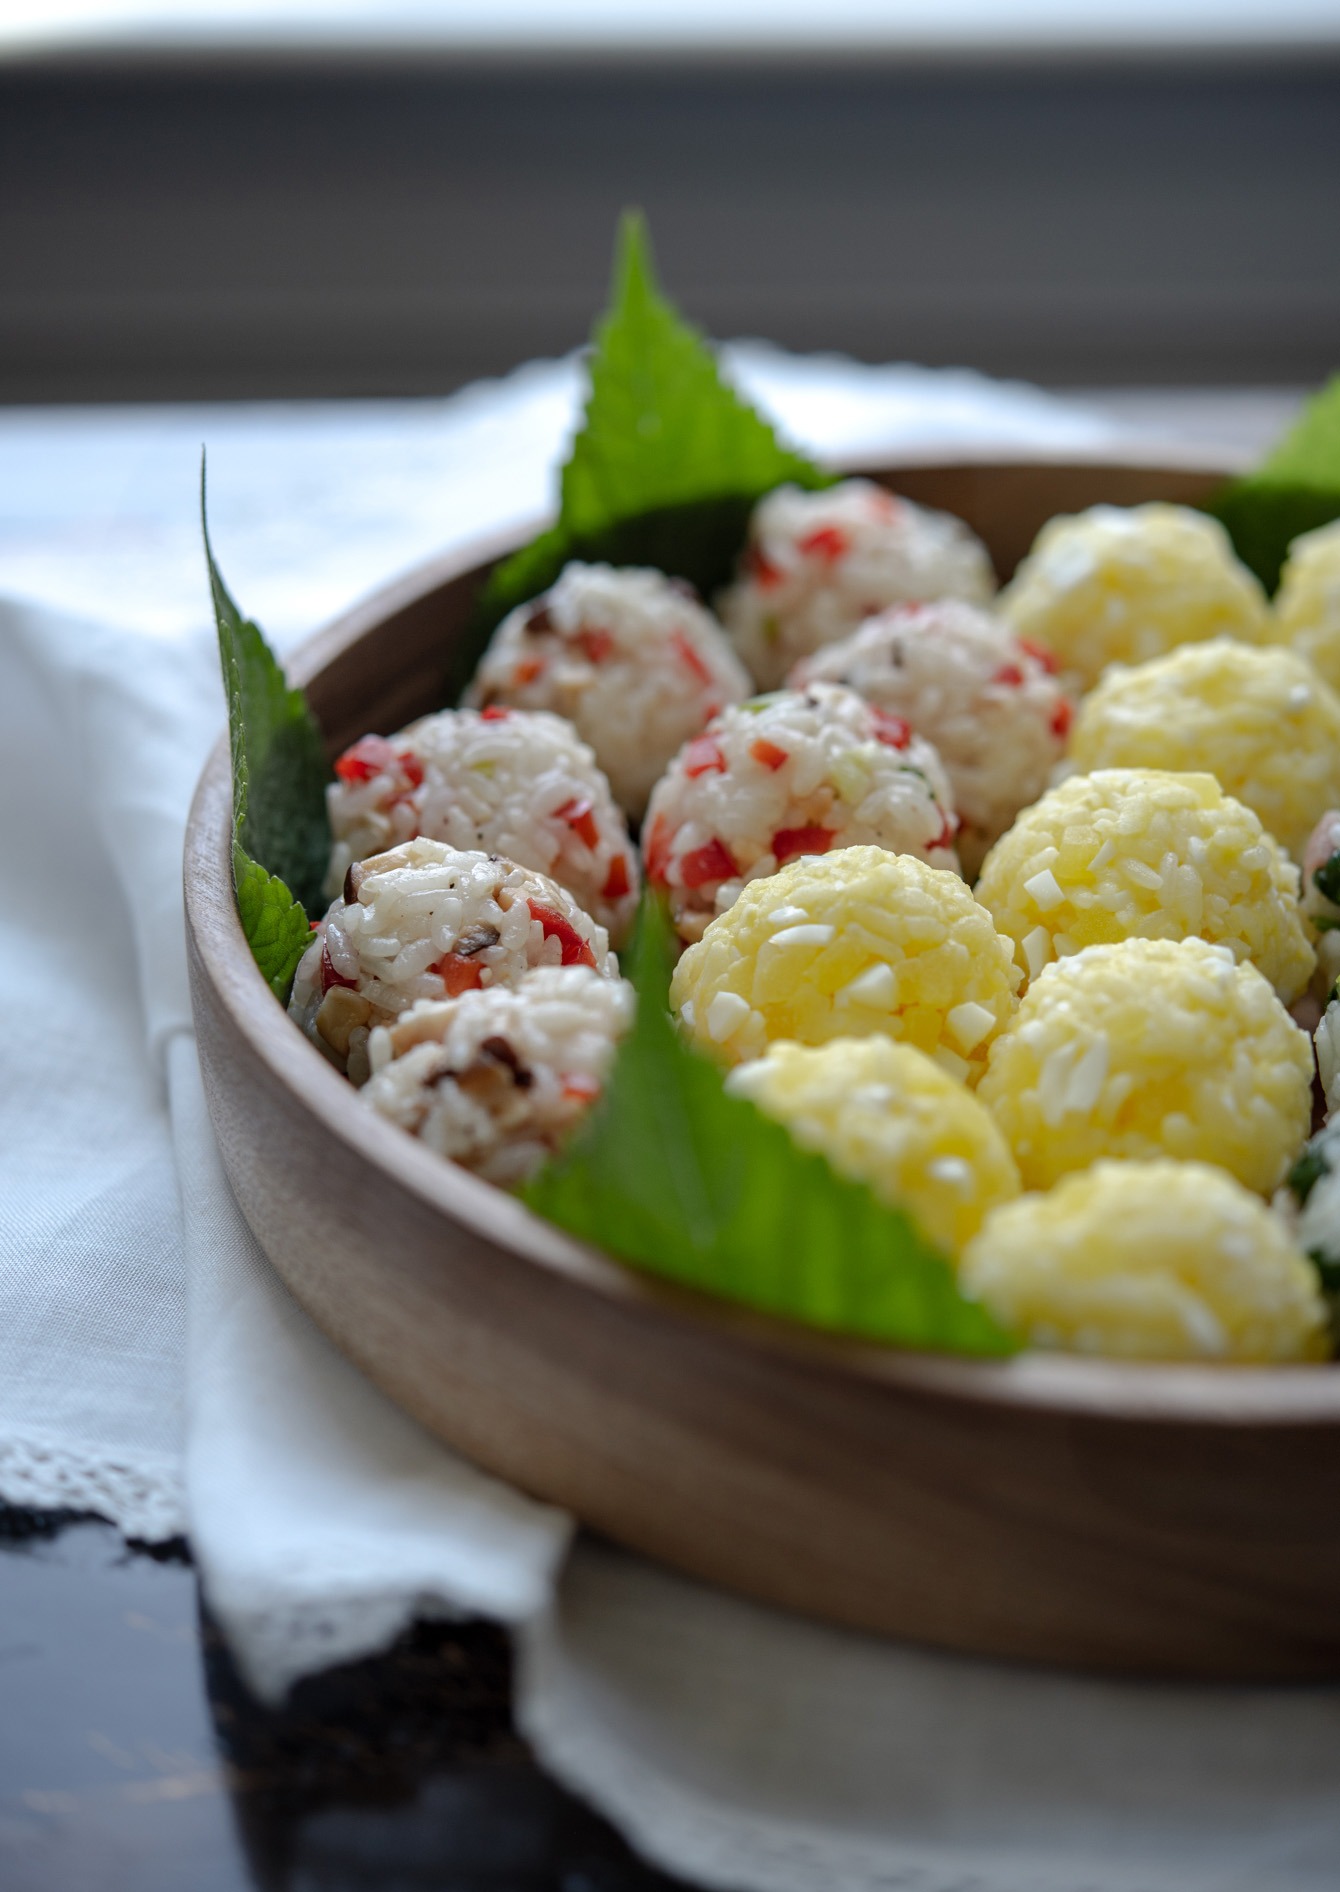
[202,456,331,1000]
[1210,374,1340,593]
[468,209,832,668]
[523,893,1016,1359]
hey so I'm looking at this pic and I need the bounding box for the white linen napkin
[14,354,1339,1892]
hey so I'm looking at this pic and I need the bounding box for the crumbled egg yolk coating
[1069,640,1340,864]
[725,1037,1021,1256]
[998,503,1269,691]
[977,937,1312,1195]
[975,769,1314,1003]
[961,1160,1327,1363]
[1273,519,1340,695]
[670,845,1021,1080]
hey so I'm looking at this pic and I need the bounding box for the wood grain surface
[185,452,1340,1680]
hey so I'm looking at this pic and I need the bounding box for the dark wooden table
[0,1505,685,1892]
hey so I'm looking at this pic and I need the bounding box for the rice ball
[717,479,996,690]
[1068,640,1340,862]
[790,599,1077,877]
[290,838,618,1083]
[361,967,633,1188]
[324,707,640,945]
[962,1161,1327,1364]
[974,769,1314,1003]
[671,845,1021,1081]
[464,562,751,817]
[1273,519,1340,692]
[998,503,1269,690]
[643,682,960,946]
[725,1037,1021,1256]
[977,937,1312,1195]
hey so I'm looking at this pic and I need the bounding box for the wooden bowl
[186,450,1340,1681]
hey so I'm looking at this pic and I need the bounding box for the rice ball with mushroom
[643,682,960,946]
[963,1161,1327,1364]
[465,562,750,817]
[671,845,1021,1080]
[290,838,618,1083]
[717,479,996,690]
[1068,640,1340,862]
[361,967,633,1188]
[974,769,1314,1003]
[1273,519,1340,693]
[325,707,639,944]
[790,599,1076,877]
[977,937,1312,1195]
[998,503,1269,690]
[726,1037,1021,1256]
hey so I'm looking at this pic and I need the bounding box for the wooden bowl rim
[186,448,1340,1432]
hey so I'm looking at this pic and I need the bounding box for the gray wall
[1,53,1337,401]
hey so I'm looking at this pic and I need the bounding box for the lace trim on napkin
[0,1432,185,1542]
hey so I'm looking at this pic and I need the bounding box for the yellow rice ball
[977,937,1312,1195]
[998,503,1269,690]
[1273,519,1340,693]
[974,769,1314,1003]
[725,1037,1021,1256]
[960,1161,1327,1363]
[670,845,1021,1080]
[1069,640,1340,863]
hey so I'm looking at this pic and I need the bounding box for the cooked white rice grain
[464,562,750,818]
[290,838,617,1083]
[362,967,633,1187]
[717,479,996,690]
[643,681,960,945]
[324,707,639,944]
[791,598,1074,877]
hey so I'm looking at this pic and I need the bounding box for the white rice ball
[643,681,961,945]
[324,707,639,945]
[464,562,750,818]
[362,967,634,1188]
[290,838,618,1083]
[790,599,1075,877]
[716,479,996,690]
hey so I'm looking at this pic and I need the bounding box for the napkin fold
[13,354,1336,1892]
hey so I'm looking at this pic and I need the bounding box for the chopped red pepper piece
[574,627,615,665]
[554,796,600,850]
[750,737,790,771]
[397,749,424,788]
[680,838,738,888]
[682,735,727,778]
[870,709,912,750]
[334,734,400,784]
[527,898,597,968]
[671,629,713,689]
[319,943,359,994]
[1051,697,1074,740]
[747,545,784,590]
[561,1072,601,1103]
[480,705,512,721]
[512,657,546,687]
[437,952,486,997]
[797,525,849,563]
[772,825,834,864]
[1019,637,1060,675]
[929,812,960,852]
[993,663,1026,689]
[643,813,673,883]
[601,854,632,901]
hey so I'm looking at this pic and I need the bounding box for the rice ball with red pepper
[464,562,751,818]
[290,838,618,1084]
[642,681,961,946]
[716,479,996,690]
[361,967,633,1188]
[790,599,1076,878]
[325,707,639,945]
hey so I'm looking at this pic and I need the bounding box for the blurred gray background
[2,31,1338,401]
